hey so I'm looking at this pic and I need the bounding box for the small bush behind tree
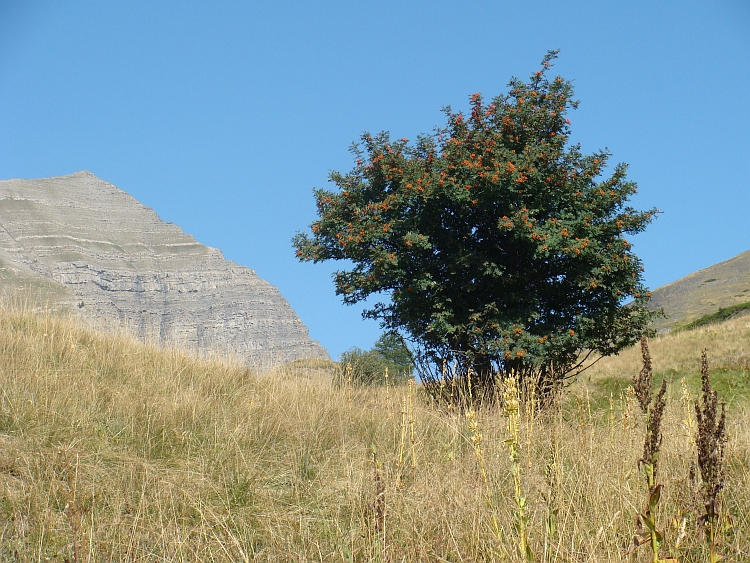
[295,51,657,403]
[336,331,413,387]
[372,330,414,376]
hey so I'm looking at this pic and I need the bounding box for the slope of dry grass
[0,306,748,562]
[581,314,750,407]
[647,248,750,331]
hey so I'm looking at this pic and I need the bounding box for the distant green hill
[648,249,750,331]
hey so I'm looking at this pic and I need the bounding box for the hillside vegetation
[0,306,748,562]
[648,249,750,331]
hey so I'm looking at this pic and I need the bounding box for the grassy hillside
[0,306,748,562]
[648,249,750,331]
[0,255,74,310]
[582,312,750,405]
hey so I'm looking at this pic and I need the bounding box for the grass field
[0,306,748,562]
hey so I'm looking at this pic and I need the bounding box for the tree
[372,330,413,377]
[294,51,657,403]
[337,332,413,387]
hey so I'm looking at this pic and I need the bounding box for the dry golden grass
[579,314,750,412]
[583,314,750,382]
[0,306,748,562]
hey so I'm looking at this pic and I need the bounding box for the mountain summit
[0,171,329,365]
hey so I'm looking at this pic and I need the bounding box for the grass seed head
[503,376,520,417]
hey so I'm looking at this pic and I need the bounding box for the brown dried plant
[695,350,728,563]
[372,450,385,535]
[634,335,654,413]
[628,337,673,562]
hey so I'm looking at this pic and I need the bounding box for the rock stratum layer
[0,171,328,365]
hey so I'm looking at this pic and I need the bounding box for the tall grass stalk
[395,395,407,490]
[504,376,533,561]
[408,379,416,470]
[541,417,560,563]
[371,448,388,562]
[463,370,502,552]
[60,445,85,563]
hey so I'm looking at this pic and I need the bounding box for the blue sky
[1,1,749,359]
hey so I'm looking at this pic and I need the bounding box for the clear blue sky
[1,1,749,360]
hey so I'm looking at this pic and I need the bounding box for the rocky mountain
[0,171,328,365]
[648,249,750,331]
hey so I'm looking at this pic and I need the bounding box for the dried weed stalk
[634,335,654,413]
[695,350,728,563]
[627,337,673,562]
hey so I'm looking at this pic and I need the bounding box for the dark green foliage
[677,302,750,332]
[372,331,413,376]
[295,51,656,401]
[336,332,413,387]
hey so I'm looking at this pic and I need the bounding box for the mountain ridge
[648,248,750,331]
[0,171,329,365]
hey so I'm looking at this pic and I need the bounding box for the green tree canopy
[372,331,413,377]
[294,52,656,402]
[337,332,413,387]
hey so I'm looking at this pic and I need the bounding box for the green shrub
[336,332,413,387]
[677,302,750,331]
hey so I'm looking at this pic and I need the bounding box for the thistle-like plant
[695,350,728,563]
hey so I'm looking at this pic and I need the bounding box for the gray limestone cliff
[0,171,329,365]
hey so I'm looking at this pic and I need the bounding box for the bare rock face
[0,171,329,365]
